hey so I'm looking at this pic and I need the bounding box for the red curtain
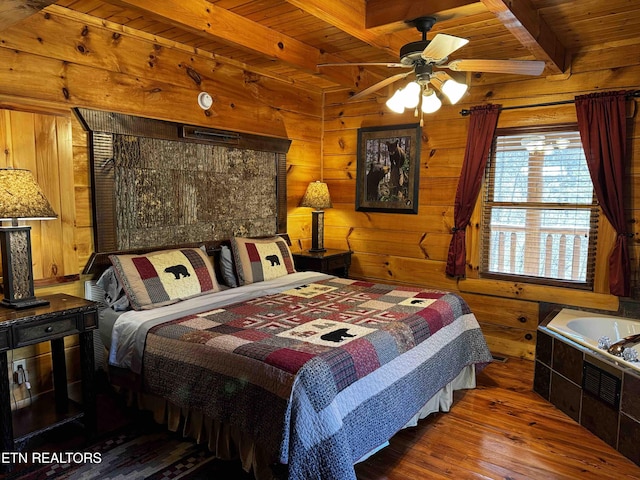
[575,91,630,297]
[446,104,501,277]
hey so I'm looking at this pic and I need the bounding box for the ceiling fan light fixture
[441,78,468,104]
[386,89,406,113]
[401,81,421,108]
[421,89,442,114]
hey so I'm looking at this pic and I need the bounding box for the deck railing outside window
[487,224,590,281]
[481,127,598,288]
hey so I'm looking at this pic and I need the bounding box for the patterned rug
[1,422,254,480]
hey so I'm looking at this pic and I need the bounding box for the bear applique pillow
[109,248,220,310]
[230,236,296,286]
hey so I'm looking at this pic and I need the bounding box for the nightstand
[292,249,352,278]
[0,294,98,454]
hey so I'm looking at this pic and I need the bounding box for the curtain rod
[459,90,640,116]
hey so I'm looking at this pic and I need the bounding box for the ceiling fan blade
[349,71,412,101]
[318,62,409,68]
[445,59,546,75]
[421,33,469,62]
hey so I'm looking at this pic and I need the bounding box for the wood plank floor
[355,357,640,480]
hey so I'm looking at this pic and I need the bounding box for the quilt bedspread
[142,276,492,480]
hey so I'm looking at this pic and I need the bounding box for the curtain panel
[445,104,501,277]
[575,90,630,297]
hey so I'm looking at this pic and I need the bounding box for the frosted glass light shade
[386,89,406,113]
[401,82,420,109]
[421,90,442,113]
[441,78,468,104]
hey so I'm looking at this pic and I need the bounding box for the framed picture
[355,123,421,213]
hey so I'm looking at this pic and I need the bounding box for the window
[480,126,598,288]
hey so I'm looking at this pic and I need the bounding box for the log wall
[320,45,640,359]
[0,7,638,402]
[0,9,320,405]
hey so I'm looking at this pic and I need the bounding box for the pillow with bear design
[109,248,220,310]
[230,236,296,286]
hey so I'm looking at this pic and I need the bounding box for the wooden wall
[320,46,639,359]
[0,6,638,405]
[0,9,321,405]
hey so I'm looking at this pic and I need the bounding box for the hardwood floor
[355,358,640,480]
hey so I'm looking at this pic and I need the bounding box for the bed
[88,236,492,480]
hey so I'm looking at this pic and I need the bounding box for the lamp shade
[401,81,421,109]
[441,78,468,104]
[300,181,332,209]
[421,89,442,114]
[0,168,57,221]
[386,89,406,113]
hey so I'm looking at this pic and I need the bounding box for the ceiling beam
[0,0,57,31]
[365,0,480,29]
[480,0,567,74]
[284,0,406,58]
[103,0,383,91]
[363,0,567,74]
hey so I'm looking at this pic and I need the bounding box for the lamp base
[310,210,325,253]
[1,297,50,310]
[0,225,46,310]
[308,248,327,253]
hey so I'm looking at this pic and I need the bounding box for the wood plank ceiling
[4,0,640,97]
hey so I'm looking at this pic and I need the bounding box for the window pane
[486,208,591,282]
[486,208,526,274]
[540,209,591,229]
[541,147,593,204]
[493,150,529,202]
[482,128,597,287]
[490,207,526,226]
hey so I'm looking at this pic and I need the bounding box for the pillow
[220,245,238,287]
[109,248,220,310]
[96,266,130,311]
[230,236,295,286]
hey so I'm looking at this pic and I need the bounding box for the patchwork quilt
[142,277,492,480]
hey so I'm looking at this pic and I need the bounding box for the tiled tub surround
[534,310,640,466]
[547,308,640,373]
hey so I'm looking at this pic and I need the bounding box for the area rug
[2,423,253,480]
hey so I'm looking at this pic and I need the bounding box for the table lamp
[0,168,57,309]
[300,181,332,253]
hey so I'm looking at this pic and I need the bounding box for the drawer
[0,327,10,352]
[327,256,350,270]
[13,315,79,347]
[82,311,98,330]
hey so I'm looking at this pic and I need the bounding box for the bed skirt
[113,364,477,480]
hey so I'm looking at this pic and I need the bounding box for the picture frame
[355,123,421,213]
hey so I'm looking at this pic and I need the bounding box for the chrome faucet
[607,333,640,361]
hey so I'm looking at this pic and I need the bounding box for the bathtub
[547,308,640,373]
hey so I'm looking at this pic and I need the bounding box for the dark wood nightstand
[292,249,352,278]
[0,294,98,455]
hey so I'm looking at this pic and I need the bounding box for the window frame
[478,124,599,290]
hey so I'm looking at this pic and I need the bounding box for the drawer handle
[45,326,54,333]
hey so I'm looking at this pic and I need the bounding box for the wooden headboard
[75,108,291,257]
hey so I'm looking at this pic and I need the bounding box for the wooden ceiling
[3,0,640,97]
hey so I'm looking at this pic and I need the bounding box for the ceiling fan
[318,16,546,104]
